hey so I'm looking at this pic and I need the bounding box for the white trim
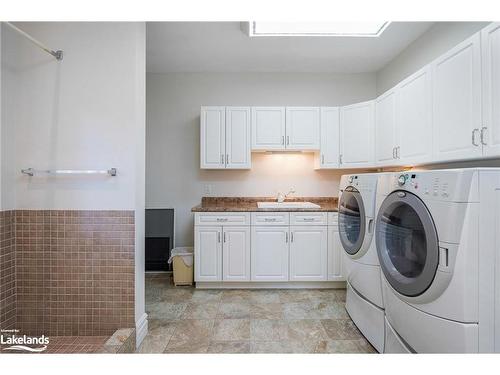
[195,281,345,289]
[135,313,148,349]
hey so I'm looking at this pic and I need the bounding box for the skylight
[249,22,390,37]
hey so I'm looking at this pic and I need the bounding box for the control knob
[398,174,406,186]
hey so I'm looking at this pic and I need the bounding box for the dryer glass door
[376,190,439,297]
[338,186,366,255]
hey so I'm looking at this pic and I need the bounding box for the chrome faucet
[277,188,296,203]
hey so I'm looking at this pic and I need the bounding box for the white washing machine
[339,173,389,353]
[376,168,500,353]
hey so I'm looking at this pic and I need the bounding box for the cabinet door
[285,107,320,150]
[328,228,344,281]
[222,226,250,281]
[482,23,500,157]
[251,226,289,281]
[318,107,340,168]
[340,101,375,167]
[251,107,286,150]
[289,226,327,281]
[432,33,482,162]
[375,90,397,166]
[194,226,222,281]
[226,107,251,169]
[396,66,433,165]
[200,107,226,169]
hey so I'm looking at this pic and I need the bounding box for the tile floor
[137,273,376,354]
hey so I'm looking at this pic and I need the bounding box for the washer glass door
[376,190,439,297]
[338,186,366,255]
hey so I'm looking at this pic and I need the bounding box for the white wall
[146,72,376,246]
[376,22,489,95]
[1,22,145,210]
[1,22,146,345]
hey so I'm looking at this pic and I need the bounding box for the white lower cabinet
[222,226,250,281]
[251,226,289,281]
[195,211,343,286]
[194,226,222,281]
[328,227,344,281]
[289,226,327,281]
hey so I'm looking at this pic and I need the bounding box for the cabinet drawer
[195,212,250,226]
[251,212,290,226]
[328,212,339,226]
[290,212,327,225]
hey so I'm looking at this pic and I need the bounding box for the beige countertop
[191,197,338,212]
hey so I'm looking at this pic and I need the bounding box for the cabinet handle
[223,232,226,242]
[286,136,290,145]
[392,147,396,159]
[397,146,400,159]
[291,232,294,242]
[226,154,229,164]
[339,154,343,165]
[472,128,480,146]
[264,218,277,222]
[282,135,285,145]
[221,154,224,164]
[302,218,315,221]
[321,154,325,164]
[217,232,221,243]
[480,127,488,146]
[216,218,228,222]
[285,232,288,243]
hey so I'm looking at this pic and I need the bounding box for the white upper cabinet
[339,100,375,168]
[481,22,500,157]
[251,107,286,150]
[285,107,320,150]
[375,90,397,166]
[396,66,433,165]
[432,33,482,162]
[200,107,226,169]
[200,106,251,169]
[316,107,340,169]
[225,107,251,169]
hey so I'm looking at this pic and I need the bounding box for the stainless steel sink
[257,202,321,209]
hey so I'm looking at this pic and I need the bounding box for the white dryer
[338,173,389,353]
[376,168,500,353]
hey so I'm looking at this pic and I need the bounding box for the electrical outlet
[203,184,213,195]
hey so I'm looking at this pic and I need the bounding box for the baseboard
[135,312,148,349]
[196,281,346,289]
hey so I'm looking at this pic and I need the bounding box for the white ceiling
[146,22,434,74]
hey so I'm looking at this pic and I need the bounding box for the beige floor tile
[250,319,281,341]
[207,341,250,353]
[213,319,251,341]
[250,303,283,320]
[217,302,251,319]
[182,302,219,319]
[146,302,188,319]
[278,290,312,303]
[250,340,317,354]
[249,290,281,304]
[164,319,214,353]
[191,289,223,303]
[278,319,328,341]
[320,319,362,340]
[137,334,170,353]
[221,289,252,303]
[147,319,178,337]
[314,339,375,353]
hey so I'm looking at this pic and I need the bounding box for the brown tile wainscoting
[0,210,136,337]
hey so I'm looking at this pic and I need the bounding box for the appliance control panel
[389,170,477,202]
